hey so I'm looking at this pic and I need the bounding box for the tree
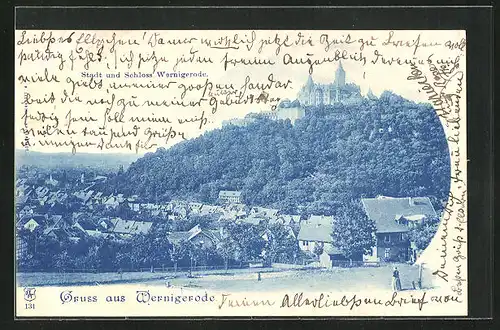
[111,94,449,217]
[216,226,239,271]
[131,228,171,272]
[331,201,376,262]
[263,224,299,266]
[313,242,324,257]
[409,216,440,251]
[226,223,265,265]
[53,250,71,271]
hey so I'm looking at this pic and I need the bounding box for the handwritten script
[16,30,464,156]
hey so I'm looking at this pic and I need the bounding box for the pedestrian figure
[392,267,402,291]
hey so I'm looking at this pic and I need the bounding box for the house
[18,205,34,217]
[75,190,94,205]
[16,235,28,260]
[250,207,279,219]
[260,225,296,242]
[108,218,153,237]
[304,215,333,226]
[76,218,100,235]
[103,195,120,209]
[35,186,49,198]
[97,218,114,231]
[188,202,203,213]
[93,175,108,183]
[166,225,221,249]
[238,216,265,226]
[319,244,347,268]
[38,195,49,206]
[218,190,243,204]
[15,195,29,207]
[277,214,301,225]
[200,204,222,216]
[297,220,334,254]
[17,214,48,232]
[222,206,247,221]
[44,226,83,242]
[361,196,437,262]
[47,214,64,228]
[75,219,112,238]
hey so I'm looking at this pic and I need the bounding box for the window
[384,235,390,243]
[384,248,391,259]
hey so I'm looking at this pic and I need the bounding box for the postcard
[15,29,467,317]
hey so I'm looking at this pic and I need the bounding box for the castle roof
[337,60,344,72]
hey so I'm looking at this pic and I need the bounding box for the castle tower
[299,74,316,106]
[305,74,314,90]
[334,61,346,87]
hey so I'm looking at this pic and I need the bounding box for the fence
[138,264,250,273]
[19,260,382,274]
[331,260,380,268]
[18,263,254,274]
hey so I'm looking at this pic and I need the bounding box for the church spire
[334,61,346,87]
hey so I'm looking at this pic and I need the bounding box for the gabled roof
[18,214,47,226]
[251,207,279,218]
[109,218,153,235]
[200,205,222,214]
[305,215,333,226]
[279,214,301,225]
[239,217,264,226]
[97,218,114,230]
[16,195,28,205]
[205,230,222,242]
[187,225,202,239]
[167,231,191,245]
[43,227,68,239]
[48,215,63,227]
[297,222,333,243]
[323,243,342,255]
[78,218,98,231]
[361,196,437,233]
[167,225,222,246]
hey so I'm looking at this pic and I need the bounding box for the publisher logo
[23,288,36,302]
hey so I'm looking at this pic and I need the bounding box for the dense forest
[109,91,450,215]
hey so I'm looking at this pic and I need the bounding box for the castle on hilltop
[222,62,378,128]
[298,61,371,106]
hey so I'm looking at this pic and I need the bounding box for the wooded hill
[109,91,450,215]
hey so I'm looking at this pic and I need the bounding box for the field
[17,263,436,292]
